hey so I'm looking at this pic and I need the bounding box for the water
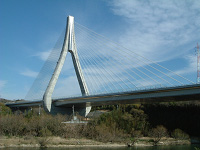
[0,145,200,150]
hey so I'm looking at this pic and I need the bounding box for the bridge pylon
[43,16,91,117]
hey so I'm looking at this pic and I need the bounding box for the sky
[0,0,200,100]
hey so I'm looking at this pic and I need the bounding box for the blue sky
[0,0,200,100]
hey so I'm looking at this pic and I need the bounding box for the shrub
[0,112,66,137]
[171,128,189,140]
[64,124,87,139]
[0,103,12,115]
[39,127,52,137]
[0,114,26,136]
[149,125,168,145]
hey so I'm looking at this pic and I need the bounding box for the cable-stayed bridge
[6,16,200,117]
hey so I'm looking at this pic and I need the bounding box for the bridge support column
[43,16,91,117]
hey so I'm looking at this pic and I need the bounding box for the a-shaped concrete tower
[43,16,91,117]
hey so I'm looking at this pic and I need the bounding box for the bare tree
[149,125,168,146]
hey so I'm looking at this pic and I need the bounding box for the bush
[171,129,189,140]
[0,114,26,136]
[92,105,149,135]
[0,103,12,115]
[64,124,87,139]
[83,105,150,142]
[149,125,168,145]
[85,121,127,142]
[39,127,52,137]
[0,112,66,137]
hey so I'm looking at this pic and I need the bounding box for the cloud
[174,55,196,75]
[20,69,38,78]
[32,31,65,62]
[108,0,200,61]
[33,47,64,64]
[24,2,200,99]
[34,50,51,61]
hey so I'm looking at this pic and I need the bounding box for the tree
[149,125,168,145]
[0,103,12,115]
[171,129,189,140]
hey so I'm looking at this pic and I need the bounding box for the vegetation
[0,102,197,147]
[148,125,168,145]
[171,129,189,140]
[0,102,12,115]
[143,103,200,136]
[87,104,149,142]
[0,112,66,137]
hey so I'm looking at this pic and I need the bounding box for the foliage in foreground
[143,103,200,136]
[149,125,168,145]
[0,102,12,115]
[87,104,149,142]
[0,104,149,142]
[171,128,190,140]
[0,103,191,144]
[0,111,66,137]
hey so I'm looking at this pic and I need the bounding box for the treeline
[93,103,200,137]
[0,111,66,137]
[90,104,190,142]
[0,102,195,144]
[143,103,200,136]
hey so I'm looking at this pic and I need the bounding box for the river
[1,145,200,150]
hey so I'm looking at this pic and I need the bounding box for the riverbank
[0,103,198,148]
[0,136,191,148]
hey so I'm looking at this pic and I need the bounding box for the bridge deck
[6,84,200,108]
